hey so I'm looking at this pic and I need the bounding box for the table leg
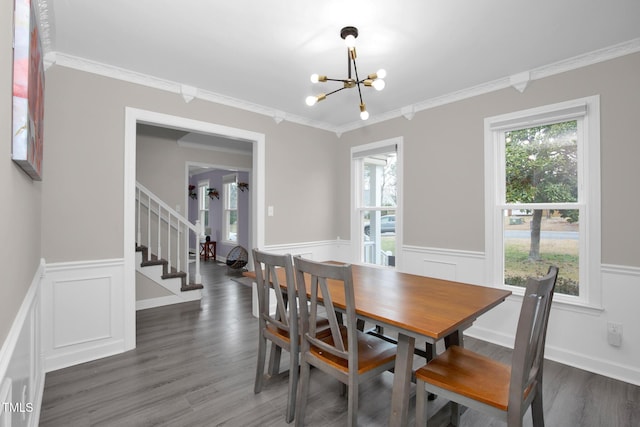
[389,333,415,427]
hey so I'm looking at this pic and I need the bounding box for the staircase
[135,182,204,308]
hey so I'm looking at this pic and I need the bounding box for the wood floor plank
[39,261,639,426]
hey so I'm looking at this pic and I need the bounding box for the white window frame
[350,137,403,268]
[197,179,209,237]
[484,96,601,310]
[222,173,238,244]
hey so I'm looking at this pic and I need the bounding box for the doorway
[187,163,252,264]
[124,107,265,350]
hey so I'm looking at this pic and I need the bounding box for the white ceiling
[40,0,640,133]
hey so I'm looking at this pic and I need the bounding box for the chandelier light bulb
[310,74,319,83]
[305,93,326,106]
[359,103,369,120]
[376,68,387,79]
[372,79,385,91]
[344,34,356,48]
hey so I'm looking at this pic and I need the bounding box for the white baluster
[136,187,141,245]
[194,219,202,284]
[183,224,189,285]
[177,222,182,279]
[147,193,151,261]
[157,203,162,260]
[167,212,172,271]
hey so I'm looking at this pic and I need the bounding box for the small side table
[199,241,216,261]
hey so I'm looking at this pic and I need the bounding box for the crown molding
[48,52,342,134]
[44,37,640,136]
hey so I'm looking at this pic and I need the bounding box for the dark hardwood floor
[40,260,639,426]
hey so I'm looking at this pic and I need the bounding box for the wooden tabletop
[245,262,511,341]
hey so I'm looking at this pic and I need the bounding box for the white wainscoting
[279,240,640,386]
[400,245,640,386]
[263,239,351,263]
[41,259,127,373]
[0,259,45,427]
[34,243,638,388]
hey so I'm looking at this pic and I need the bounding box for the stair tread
[141,260,167,267]
[182,284,204,291]
[162,271,186,279]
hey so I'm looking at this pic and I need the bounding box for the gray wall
[339,53,640,267]
[40,66,339,266]
[0,0,43,345]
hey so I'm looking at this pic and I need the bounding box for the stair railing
[136,181,202,285]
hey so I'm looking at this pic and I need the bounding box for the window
[351,138,402,268]
[223,173,238,243]
[198,180,209,235]
[484,96,601,307]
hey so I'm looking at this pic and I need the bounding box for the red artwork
[12,0,45,180]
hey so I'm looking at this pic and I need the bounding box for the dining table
[245,261,511,426]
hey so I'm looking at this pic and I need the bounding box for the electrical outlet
[607,321,623,347]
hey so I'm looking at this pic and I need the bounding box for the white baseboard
[136,293,202,311]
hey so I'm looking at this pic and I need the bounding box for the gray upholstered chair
[293,257,397,427]
[415,266,559,427]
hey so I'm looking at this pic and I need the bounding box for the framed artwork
[12,0,45,180]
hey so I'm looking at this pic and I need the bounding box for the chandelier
[305,26,386,121]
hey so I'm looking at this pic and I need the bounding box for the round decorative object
[226,245,248,270]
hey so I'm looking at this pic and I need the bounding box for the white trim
[350,137,403,267]
[136,295,200,311]
[125,107,266,351]
[0,260,45,427]
[178,140,252,156]
[403,245,485,260]
[601,264,640,276]
[0,260,44,384]
[263,239,338,252]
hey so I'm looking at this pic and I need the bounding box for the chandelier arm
[351,57,365,105]
[325,86,348,97]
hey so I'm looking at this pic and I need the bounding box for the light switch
[268,206,274,216]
